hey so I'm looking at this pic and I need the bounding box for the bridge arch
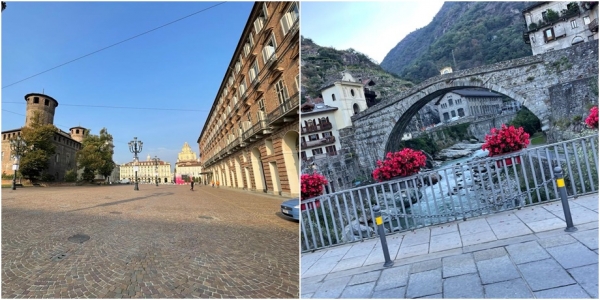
[349,40,598,165]
[384,82,533,154]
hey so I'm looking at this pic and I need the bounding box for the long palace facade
[197,2,300,197]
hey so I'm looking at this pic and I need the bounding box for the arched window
[332,93,336,101]
[353,103,360,115]
[350,89,355,97]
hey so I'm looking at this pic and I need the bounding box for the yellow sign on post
[375,216,383,225]
[557,178,565,188]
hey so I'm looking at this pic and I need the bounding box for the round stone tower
[24,93,59,127]
[69,126,87,143]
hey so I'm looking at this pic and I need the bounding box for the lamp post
[152,155,160,186]
[9,135,25,190]
[128,137,143,191]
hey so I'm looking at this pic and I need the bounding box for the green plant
[528,23,538,31]
[41,173,55,182]
[1,171,14,180]
[546,9,560,22]
[64,169,78,182]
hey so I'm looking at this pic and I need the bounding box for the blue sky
[1,1,253,170]
[301,1,445,63]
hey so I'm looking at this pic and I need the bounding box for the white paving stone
[429,231,462,253]
[489,218,533,239]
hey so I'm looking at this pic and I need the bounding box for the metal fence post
[373,205,394,268]
[554,167,578,232]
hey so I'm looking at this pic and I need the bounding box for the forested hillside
[380,2,533,83]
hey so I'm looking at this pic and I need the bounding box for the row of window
[29,96,53,106]
[203,2,298,158]
[303,131,332,142]
[303,117,331,127]
[300,144,337,160]
[471,104,501,116]
[2,132,20,140]
[205,76,297,157]
[440,98,463,109]
[442,108,465,121]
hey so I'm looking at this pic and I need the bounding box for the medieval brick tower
[69,126,87,143]
[24,93,58,127]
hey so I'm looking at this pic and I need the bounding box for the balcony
[242,118,271,142]
[263,52,277,70]
[268,92,299,126]
[589,18,598,32]
[301,122,333,134]
[301,136,335,149]
[233,98,243,113]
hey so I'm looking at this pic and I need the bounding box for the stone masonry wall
[350,40,598,169]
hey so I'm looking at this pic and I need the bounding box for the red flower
[372,148,427,182]
[301,172,328,200]
[482,124,530,156]
[585,106,598,129]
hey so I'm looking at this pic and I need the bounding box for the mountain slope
[301,36,414,103]
[380,2,533,83]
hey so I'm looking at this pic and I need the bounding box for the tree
[64,169,78,182]
[509,107,541,135]
[76,128,115,183]
[19,112,58,181]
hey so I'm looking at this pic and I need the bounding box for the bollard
[554,167,577,232]
[373,206,394,268]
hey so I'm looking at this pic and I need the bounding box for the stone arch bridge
[346,40,598,165]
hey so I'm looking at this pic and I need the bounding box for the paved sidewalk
[301,194,599,298]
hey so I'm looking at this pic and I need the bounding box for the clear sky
[1,1,253,170]
[301,1,445,64]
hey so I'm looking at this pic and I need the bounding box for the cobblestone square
[2,185,299,298]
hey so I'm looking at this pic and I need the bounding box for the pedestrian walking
[216,180,220,188]
[211,180,214,188]
[190,180,194,191]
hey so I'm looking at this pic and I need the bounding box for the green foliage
[380,2,532,83]
[545,9,560,22]
[509,107,541,135]
[300,36,414,100]
[77,128,115,182]
[548,56,573,74]
[1,171,14,180]
[529,132,547,145]
[19,112,58,181]
[41,173,55,182]
[442,123,472,141]
[399,135,440,156]
[64,169,78,182]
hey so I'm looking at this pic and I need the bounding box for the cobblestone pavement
[2,184,299,298]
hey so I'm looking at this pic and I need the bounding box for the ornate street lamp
[9,135,25,190]
[152,155,160,186]
[128,137,143,191]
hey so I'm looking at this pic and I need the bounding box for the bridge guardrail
[300,134,599,252]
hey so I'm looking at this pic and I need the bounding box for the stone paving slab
[2,185,299,298]
[302,194,599,299]
[405,269,442,298]
[568,264,599,298]
[442,273,483,298]
[483,278,534,298]
[517,259,576,291]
